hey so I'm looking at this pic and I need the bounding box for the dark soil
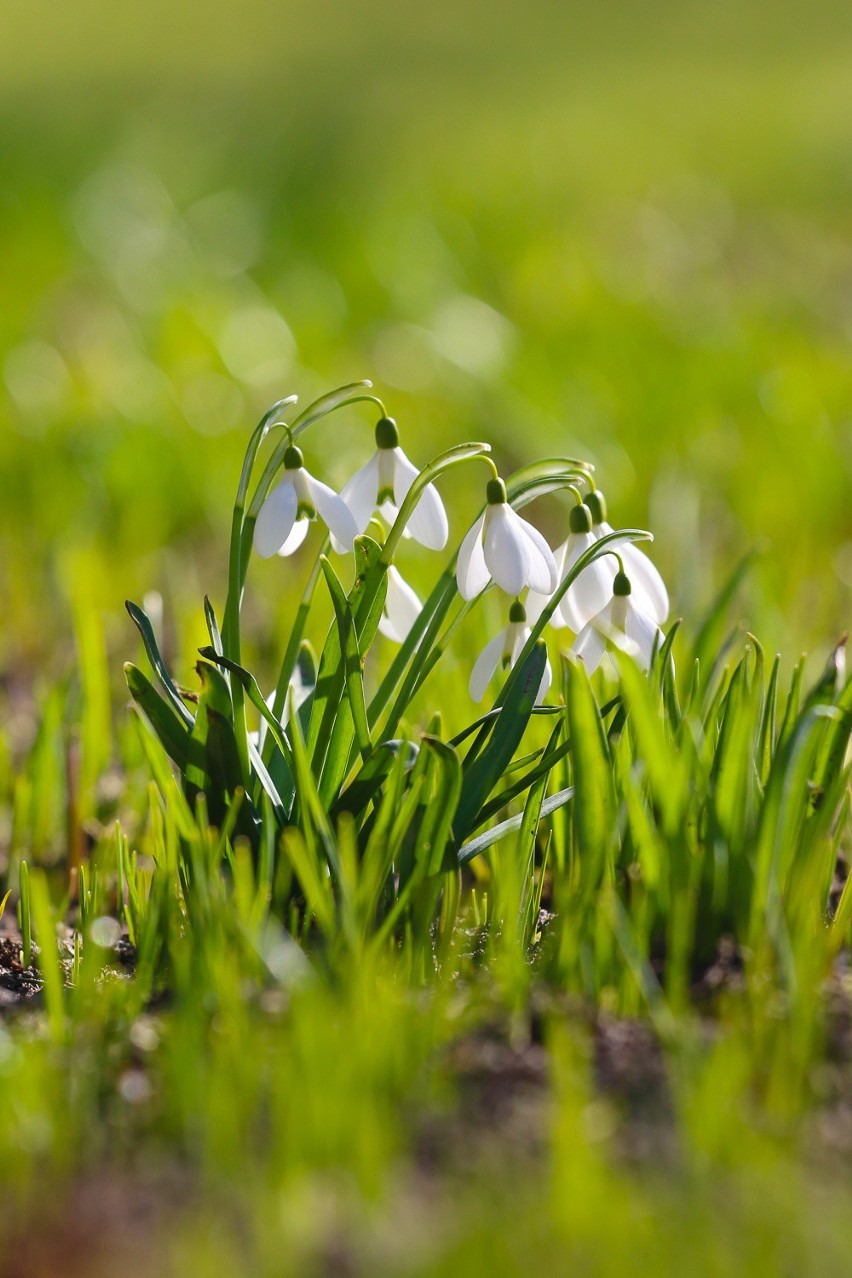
[0,935,43,1007]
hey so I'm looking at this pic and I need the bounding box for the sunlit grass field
[1,3,851,1274]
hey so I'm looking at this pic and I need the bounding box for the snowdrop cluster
[251,411,669,705]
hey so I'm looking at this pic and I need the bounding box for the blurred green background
[2,0,851,696]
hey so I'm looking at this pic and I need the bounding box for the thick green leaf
[307,535,386,784]
[126,600,194,728]
[458,786,574,865]
[452,643,547,848]
[125,662,193,771]
[413,737,463,876]
[564,655,616,883]
[319,556,371,761]
[330,738,418,822]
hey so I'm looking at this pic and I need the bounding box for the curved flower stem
[380,443,493,567]
[222,396,298,784]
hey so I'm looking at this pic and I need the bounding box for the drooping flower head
[339,417,448,551]
[253,445,358,558]
[378,565,422,644]
[526,498,616,632]
[457,477,558,601]
[469,600,552,703]
[570,565,664,675]
[585,489,669,625]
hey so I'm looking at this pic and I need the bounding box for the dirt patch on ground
[0,935,43,1007]
[0,1166,198,1278]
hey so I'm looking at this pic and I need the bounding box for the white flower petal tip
[379,566,422,644]
[457,479,557,601]
[468,632,505,702]
[391,448,449,550]
[277,518,310,557]
[339,420,449,551]
[338,452,380,533]
[309,477,359,554]
[253,478,298,557]
[456,512,489,600]
[468,604,551,704]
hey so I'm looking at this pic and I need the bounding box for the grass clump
[0,384,849,1275]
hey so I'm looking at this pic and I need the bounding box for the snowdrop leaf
[197,647,294,775]
[330,738,418,821]
[452,641,547,848]
[126,600,194,728]
[124,662,192,771]
[565,656,616,886]
[458,786,574,866]
[203,596,224,658]
[320,556,372,762]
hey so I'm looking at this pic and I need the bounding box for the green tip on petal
[569,503,592,534]
[375,417,399,450]
[585,489,607,524]
[284,445,304,470]
[486,477,507,505]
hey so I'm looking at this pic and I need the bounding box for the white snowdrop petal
[382,567,422,644]
[561,551,615,632]
[624,601,664,670]
[621,540,669,624]
[469,632,506,702]
[570,621,608,675]
[456,513,490,599]
[254,479,298,557]
[309,476,359,554]
[407,482,449,551]
[378,498,413,540]
[484,505,530,596]
[512,511,558,593]
[570,598,614,675]
[390,448,419,501]
[339,452,380,533]
[378,613,404,643]
[524,589,552,627]
[537,657,552,704]
[277,517,310,557]
[388,449,447,549]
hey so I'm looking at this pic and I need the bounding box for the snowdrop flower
[457,478,558,601]
[526,500,616,632]
[585,490,669,624]
[378,566,422,644]
[571,567,664,675]
[469,601,552,703]
[253,445,358,558]
[339,417,448,550]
